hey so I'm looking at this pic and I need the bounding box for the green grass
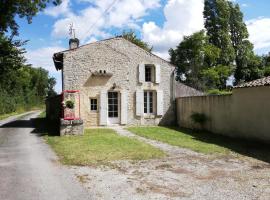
[45,128,165,165]
[38,111,46,118]
[127,126,231,154]
[0,105,44,120]
[127,127,270,163]
[0,112,22,120]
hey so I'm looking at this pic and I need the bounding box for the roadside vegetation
[127,126,270,162]
[0,1,59,118]
[44,129,165,166]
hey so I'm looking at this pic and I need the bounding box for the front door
[108,92,120,124]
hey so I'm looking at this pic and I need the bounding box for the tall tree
[169,30,220,90]
[204,0,235,65]
[228,2,263,84]
[121,30,152,52]
[0,0,61,36]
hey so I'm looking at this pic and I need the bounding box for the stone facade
[60,119,84,136]
[56,37,176,127]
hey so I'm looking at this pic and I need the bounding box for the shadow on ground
[0,117,59,136]
[167,126,270,164]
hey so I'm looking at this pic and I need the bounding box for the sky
[15,0,270,93]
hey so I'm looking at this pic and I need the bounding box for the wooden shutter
[138,64,145,83]
[155,64,161,84]
[136,89,143,116]
[156,90,163,116]
[99,90,107,125]
[120,90,128,125]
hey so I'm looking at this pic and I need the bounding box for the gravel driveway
[0,112,92,200]
[71,127,270,200]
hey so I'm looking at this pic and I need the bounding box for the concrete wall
[175,82,204,98]
[177,86,270,142]
[62,37,175,127]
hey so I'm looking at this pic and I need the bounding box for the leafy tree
[169,30,220,90]
[262,54,270,76]
[228,2,263,84]
[121,30,152,52]
[0,0,61,36]
[201,65,232,90]
[204,0,235,65]
[0,34,56,114]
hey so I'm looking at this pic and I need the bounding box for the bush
[65,100,74,109]
[190,112,208,125]
[207,89,232,95]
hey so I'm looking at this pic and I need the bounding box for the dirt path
[71,127,270,200]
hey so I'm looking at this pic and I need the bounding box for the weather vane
[69,23,76,39]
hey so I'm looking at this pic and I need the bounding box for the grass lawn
[127,127,270,162]
[127,126,234,154]
[45,128,165,165]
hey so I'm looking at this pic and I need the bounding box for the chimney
[69,38,79,49]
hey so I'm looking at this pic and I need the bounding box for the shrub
[190,112,208,125]
[65,100,74,109]
[207,89,232,95]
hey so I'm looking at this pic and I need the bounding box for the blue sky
[15,0,270,92]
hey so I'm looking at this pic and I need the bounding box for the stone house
[52,36,199,127]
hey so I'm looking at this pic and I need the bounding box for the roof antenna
[68,22,79,49]
[69,23,76,39]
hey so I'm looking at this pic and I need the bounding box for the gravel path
[0,111,92,200]
[71,126,270,200]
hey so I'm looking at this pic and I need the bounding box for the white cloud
[142,0,204,60]
[25,46,65,72]
[44,0,71,18]
[51,0,161,42]
[25,46,66,93]
[247,17,270,50]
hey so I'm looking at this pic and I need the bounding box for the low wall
[45,95,62,122]
[177,86,270,142]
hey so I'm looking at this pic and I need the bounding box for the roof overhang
[53,52,64,70]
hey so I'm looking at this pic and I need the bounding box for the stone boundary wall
[177,86,270,143]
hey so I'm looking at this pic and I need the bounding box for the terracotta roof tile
[234,76,270,88]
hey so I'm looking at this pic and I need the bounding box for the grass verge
[44,128,165,165]
[0,105,44,120]
[127,126,232,154]
[127,127,270,163]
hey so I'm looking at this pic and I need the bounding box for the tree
[201,65,232,90]
[228,2,263,84]
[121,30,152,52]
[0,34,56,114]
[0,0,61,36]
[169,30,220,90]
[204,0,235,66]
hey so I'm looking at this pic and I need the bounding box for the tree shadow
[0,117,60,136]
[166,126,270,164]
[31,117,60,136]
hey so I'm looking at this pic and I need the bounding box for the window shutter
[138,64,145,83]
[156,90,163,116]
[155,64,161,84]
[136,89,143,116]
[99,90,107,125]
[120,90,128,125]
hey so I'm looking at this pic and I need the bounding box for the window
[90,98,97,111]
[144,91,153,114]
[145,65,152,82]
[108,92,118,118]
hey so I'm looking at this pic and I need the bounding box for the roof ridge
[234,76,270,88]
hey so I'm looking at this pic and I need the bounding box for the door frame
[107,91,120,124]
